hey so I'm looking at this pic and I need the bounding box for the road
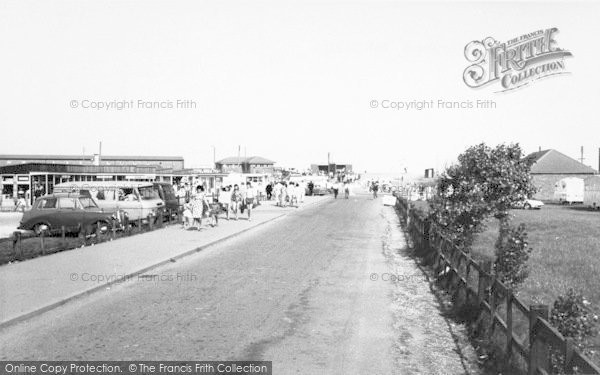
[0,193,478,374]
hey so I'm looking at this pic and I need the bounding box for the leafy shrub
[550,289,598,346]
[493,222,531,290]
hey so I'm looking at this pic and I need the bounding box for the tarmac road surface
[0,193,478,375]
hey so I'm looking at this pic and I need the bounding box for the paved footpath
[0,195,330,327]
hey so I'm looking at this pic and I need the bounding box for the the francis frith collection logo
[463,28,572,92]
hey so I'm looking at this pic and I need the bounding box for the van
[152,182,179,216]
[553,177,584,204]
[53,181,164,222]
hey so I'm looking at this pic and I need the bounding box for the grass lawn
[470,204,600,310]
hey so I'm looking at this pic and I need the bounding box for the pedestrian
[332,180,339,199]
[245,182,256,221]
[191,185,207,230]
[219,186,231,220]
[308,181,314,196]
[182,202,193,229]
[280,183,288,207]
[344,181,350,199]
[266,183,273,200]
[372,181,379,199]
[239,182,247,214]
[274,181,282,206]
[230,184,242,220]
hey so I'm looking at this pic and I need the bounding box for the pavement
[0,195,331,328]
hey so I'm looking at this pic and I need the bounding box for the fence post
[61,226,66,247]
[529,304,550,375]
[488,282,497,340]
[40,230,46,255]
[506,289,513,362]
[477,260,492,306]
[564,338,575,373]
[12,231,22,261]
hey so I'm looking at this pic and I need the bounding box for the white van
[53,181,164,222]
[553,177,584,204]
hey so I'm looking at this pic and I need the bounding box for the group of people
[331,181,351,199]
[181,182,259,230]
[178,179,314,230]
[268,181,305,207]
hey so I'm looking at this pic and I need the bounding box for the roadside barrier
[2,207,183,265]
[395,195,600,375]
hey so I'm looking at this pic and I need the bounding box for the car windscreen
[38,198,57,209]
[79,197,99,209]
[139,186,160,200]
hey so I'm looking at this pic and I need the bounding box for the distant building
[524,149,597,200]
[0,154,184,169]
[310,163,353,175]
[215,156,275,174]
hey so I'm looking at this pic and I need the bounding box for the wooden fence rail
[395,195,600,375]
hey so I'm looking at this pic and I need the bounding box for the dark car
[19,193,117,235]
[152,182,179,218]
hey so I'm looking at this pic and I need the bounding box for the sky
[1,1,599,176]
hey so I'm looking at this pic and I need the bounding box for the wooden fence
[4,208,181,264]
[396,197,600,375]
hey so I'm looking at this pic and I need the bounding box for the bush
[550,289,598,347]
[493,222,531,290]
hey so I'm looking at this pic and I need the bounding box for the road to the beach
[0,192,479,375]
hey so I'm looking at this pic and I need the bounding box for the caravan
[553,177,584,204]
[583,176,600,209]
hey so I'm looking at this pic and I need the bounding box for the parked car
[18,193,117,235]
[512,198,544,210]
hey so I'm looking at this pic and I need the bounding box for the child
[182,202,193,229]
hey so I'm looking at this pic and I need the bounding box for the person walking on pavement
[191,185,207,230]
[245,182,256,221]
[219,186,231,220]
[344,181,350,199]
[265,183,273,200]
[230,184,242,220]
[372,181,379,199]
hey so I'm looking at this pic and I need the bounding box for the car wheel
[93,220,109,235]
[524,203,532,210]
[33,223,50,236]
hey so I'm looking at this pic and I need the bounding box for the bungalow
[524,149,597,200]
[215,156,275,174]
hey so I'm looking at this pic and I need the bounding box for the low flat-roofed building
[0,154,185,169]
[0,163,226,204]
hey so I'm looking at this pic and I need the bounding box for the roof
[0,163,156,174]
[525,149,597,174]
[216,156,275,165]
[0,154,183,161]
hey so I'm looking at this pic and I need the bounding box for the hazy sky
[1,1,599,176]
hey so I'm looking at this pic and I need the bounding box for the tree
[429,143,536,253]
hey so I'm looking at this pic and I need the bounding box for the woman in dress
[191,185,206,230]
